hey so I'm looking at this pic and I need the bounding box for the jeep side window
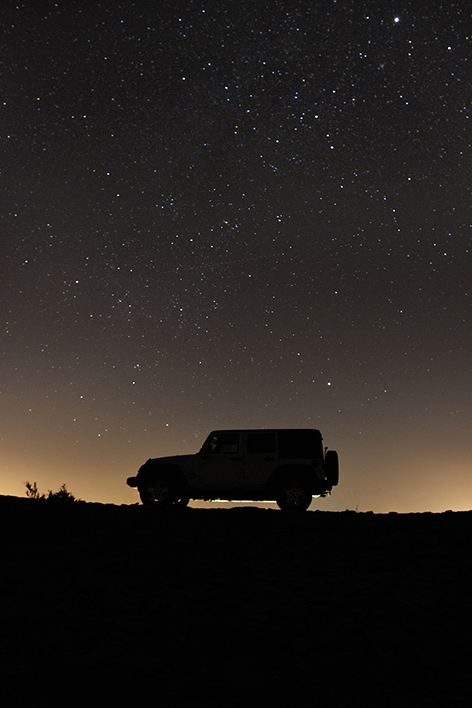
[278,430,323,459]
[208,433,239,454]
[247,433,276,454]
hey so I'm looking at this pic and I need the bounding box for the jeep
[127,429,338,511]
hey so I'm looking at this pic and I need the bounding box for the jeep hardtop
[127,428,338,511]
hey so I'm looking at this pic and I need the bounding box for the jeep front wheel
[139,475,175,506]
[276,479,312,511]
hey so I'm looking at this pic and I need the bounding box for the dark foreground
[1,496,471,707]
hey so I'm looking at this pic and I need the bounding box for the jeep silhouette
[127,429,338,511]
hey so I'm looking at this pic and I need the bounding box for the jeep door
[197,432,243,486]
[242,431,277,487]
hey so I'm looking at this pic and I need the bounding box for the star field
[1,1,471,510]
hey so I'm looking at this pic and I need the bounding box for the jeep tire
[325,450,339,487]
[276,479,312,511]
[139,474,176,506]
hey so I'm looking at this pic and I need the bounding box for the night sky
[2,1,471,512]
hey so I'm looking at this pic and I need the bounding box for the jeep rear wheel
[276,479,312,511]
[139,475,176,506]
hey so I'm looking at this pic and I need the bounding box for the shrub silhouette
[25,481,80,502]
[25,481,42,499]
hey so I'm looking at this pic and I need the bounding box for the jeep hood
[147,453,196,464]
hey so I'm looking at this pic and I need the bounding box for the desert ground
[1,495,471,706]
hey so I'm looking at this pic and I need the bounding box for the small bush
[25,481,80,503]
[25,481,43,499]
[46,483,79,503]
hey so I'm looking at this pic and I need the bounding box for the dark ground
[1,495,471,706]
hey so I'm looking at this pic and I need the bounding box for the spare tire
[325,450,339,487]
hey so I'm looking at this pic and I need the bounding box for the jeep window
[208,433,239,454]
[247,432,276,454]
[278,430,323,459]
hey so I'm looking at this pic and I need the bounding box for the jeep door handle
[264,457,275,461]
[230,457,241,461]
